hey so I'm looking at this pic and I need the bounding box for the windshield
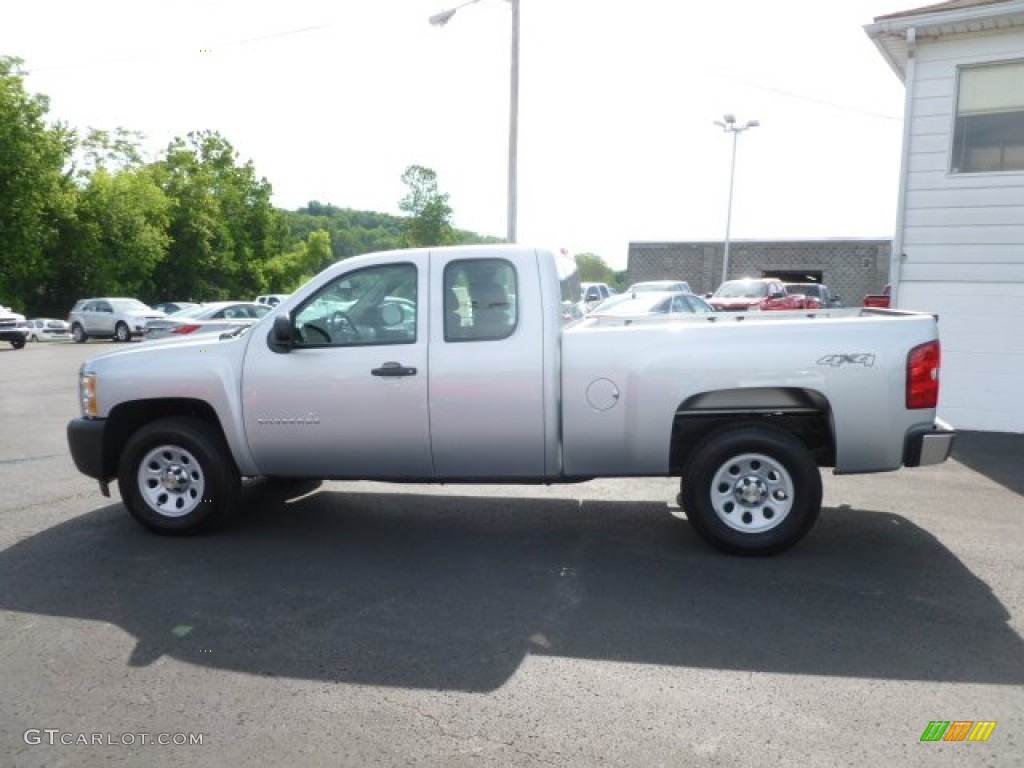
[628,282,686,293]
[110,299,152,312]
[173,304,214,318]
[715,281,767,299]
[595,295,667,315]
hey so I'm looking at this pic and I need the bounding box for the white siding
[899,283,1024,433]
[895,26,1024,432]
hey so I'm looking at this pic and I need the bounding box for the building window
[951,60,1024,174]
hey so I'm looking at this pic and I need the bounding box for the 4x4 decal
[817,353,876,368]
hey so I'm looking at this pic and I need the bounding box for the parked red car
[863,284,892,308]
[708,278,807,311]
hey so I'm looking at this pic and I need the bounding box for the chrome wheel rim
[710,452,794,533]
[137,444,205,518]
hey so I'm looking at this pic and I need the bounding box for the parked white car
[0,305,29,349]
[143,301,272,341]
[27,318,72,342]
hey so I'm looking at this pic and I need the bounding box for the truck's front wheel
[681,423,821,556]
[118,417,240,535]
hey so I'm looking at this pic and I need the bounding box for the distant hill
[282,201,504,262]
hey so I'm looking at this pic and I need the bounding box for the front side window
[952,60,1024,174]
[294,263,417,347]
[444,259,517,342]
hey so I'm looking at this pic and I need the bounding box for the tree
[151,131,287,300]
[0,57,74,309]
[398,165,455,248]
[575,253,617,286]
[262,229,332,292]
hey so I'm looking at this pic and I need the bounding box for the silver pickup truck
[67,245,954,555]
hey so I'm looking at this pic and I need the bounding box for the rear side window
[444,259,517,342]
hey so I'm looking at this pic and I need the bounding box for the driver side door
[241,255,432,479]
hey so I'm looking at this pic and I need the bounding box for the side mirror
[771,291,786,300]
[270,313,293,352]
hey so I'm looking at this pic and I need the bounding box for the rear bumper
[904,418,956,467]
[67,417,111,480]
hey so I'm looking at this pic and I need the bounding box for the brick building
[627,238,892,305]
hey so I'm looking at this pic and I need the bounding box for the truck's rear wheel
[10,337,26,349]
[681,423,821,556]
[118,417,240,535]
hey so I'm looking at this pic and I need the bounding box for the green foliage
[150,131,287,302]
[262,229,332,292]
[0,59,501,315]
[399,165,455,247]
[281,203,405,264]
[0,57,74,309]
[575,253,617,286]
[50,166,171,301]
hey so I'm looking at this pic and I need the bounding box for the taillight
[907,340,940,409]
[172,324,202,335]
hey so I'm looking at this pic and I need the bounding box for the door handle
[371,362,418,377]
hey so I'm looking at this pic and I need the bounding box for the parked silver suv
[68,298,165,343]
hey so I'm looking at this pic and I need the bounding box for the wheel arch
[669,387,835,474]
[100,399,230,479]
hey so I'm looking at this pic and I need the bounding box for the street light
[430,0,520,243]
[714,114,759,285]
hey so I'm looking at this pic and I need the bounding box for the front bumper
[67,417,111,480]
[904,418,956,467]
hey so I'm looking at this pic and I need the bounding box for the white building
[866,0,1024,432]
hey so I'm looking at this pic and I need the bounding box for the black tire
[11,337,26,349]
[681,423,822,556]
[72,324,89,343]
[118,417,240,535]
[114,322,131,343]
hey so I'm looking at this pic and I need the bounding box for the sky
[3,0,928,269]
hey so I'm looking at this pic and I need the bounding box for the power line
[704,68,902,122]
[28,23,333,73]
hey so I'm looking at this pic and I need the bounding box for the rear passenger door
[428,250,547,478]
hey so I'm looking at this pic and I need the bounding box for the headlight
[80,370,98,417]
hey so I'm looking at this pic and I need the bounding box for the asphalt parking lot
[1,341,1022,767]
